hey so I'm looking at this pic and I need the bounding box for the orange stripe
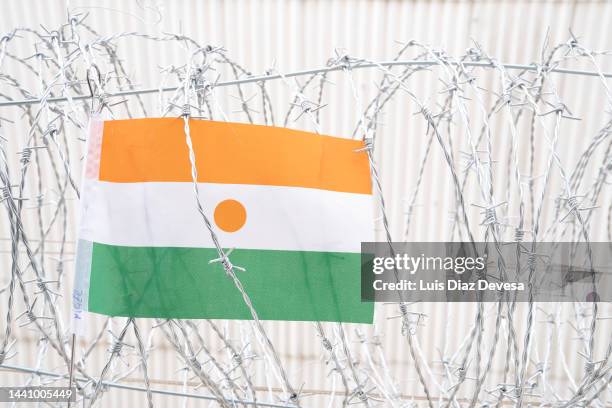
[99,118,372,194]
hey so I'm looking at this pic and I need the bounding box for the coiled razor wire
[0,12,611,408]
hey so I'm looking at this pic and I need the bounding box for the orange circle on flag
[214,199,247,233]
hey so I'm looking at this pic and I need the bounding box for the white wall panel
[0,1,610,406]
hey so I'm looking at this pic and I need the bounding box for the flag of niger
[73,118,374,323]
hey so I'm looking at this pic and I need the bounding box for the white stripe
[79,180,374,253]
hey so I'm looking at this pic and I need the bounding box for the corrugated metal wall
[1,1,611,407]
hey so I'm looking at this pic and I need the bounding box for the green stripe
[88,243,373,323]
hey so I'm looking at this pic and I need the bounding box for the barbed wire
[0,10,610,408]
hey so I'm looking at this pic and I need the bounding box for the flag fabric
[73,118,374,325]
